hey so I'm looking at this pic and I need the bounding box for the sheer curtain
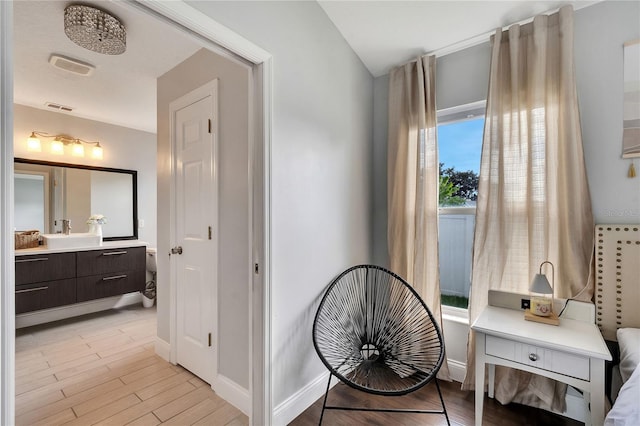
[388,55,450,380]
[461,6,594,412]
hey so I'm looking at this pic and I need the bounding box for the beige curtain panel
[461,5,594,413]
[387,55,450,381]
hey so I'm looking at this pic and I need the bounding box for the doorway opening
[2,1,272,424]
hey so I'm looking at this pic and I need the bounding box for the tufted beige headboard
[595,224,640,341]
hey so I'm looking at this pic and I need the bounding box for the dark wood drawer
[76,269,145,302]
[15,253,76,285]
[76,247,145,277]
[15,279,76,314]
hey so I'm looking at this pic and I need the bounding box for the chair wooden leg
[435,379,451,425]
[318,373,333,426]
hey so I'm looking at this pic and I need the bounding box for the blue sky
[438,118,484,174]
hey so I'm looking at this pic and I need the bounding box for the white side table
[471,306,612,426]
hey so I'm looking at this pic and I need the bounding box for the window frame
[437,100,485,319]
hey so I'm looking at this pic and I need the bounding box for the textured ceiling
[318,0,602,77]
[13,0,202,133]
[14,1,602,133]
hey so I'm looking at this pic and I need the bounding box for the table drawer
[76,247,145,277]
[15,279,76,314]
[486,335,590,380]
[15,252,76,285]
[76,269,145,302]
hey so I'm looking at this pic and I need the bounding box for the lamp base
[524,310,560,326]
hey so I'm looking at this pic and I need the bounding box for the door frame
[0,2,15,424]
[0,1,273,425]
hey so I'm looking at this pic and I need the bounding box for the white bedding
[605,364,640,426]
[605,328,640,426]
[617,328,640,383]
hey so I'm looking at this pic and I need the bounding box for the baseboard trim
[16,292,142,328]
[154,337,171,362]
[214,374,251,416]
[155,342,249,415]
[273,372,339,426]
[272,361,463,425]
[447,359,467,383]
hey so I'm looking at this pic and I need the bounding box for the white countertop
[471,305,612,361]
[15,240,148,256]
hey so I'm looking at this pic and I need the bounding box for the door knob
[171,246,183,255]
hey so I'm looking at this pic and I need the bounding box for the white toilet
[144,248,157,307]
[146,247,157,275]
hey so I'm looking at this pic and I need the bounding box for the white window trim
[442,305,470,325]
[439,206,476,215]
[437,99,486,125]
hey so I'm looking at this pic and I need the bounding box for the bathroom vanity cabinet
[15,245,145,314]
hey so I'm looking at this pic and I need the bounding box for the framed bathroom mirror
[14,158,138,241]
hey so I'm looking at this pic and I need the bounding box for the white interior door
[173,80,218,385]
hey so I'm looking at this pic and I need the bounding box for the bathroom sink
[43,233,101,249]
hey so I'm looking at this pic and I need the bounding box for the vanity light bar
[26,131,104,159]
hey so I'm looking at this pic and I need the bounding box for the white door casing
[171,80,219,386]
[135,4,273,422]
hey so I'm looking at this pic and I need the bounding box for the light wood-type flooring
[15,305,247,426]
[290,377,583,426]
[16,304,585,426]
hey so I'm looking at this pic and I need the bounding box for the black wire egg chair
[312,264,450,425]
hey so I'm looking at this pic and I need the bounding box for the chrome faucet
[62,219,71,235]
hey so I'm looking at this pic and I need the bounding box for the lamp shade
[27,133,41,152]
[530,273,553,295]
[72,141,85,157]
[51,139,65,155]
[92,144,103,159]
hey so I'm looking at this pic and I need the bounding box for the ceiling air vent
[48,54,95,76]
[45,102,74,112]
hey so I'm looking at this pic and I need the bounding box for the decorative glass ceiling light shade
[64,5,126,55]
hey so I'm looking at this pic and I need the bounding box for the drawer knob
[529,353,538,361]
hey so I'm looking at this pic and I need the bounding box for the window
[437,101,485,311]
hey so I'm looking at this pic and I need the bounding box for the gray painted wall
[372,75,390,267]
[185,0,374,413]
[575,1,640,223]
[157,48,251,390]
[436,42,491,111]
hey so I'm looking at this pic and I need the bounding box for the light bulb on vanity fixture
[26,131,104,159]
[51,138,65,155]
[92,143,104,160]
[26,132,42,152]
[72,140,85,157]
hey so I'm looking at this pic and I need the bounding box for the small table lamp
[525,260,560,325]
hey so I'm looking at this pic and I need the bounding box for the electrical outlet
[521,298,531,310]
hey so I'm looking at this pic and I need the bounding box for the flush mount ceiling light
[64,4,126,55]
